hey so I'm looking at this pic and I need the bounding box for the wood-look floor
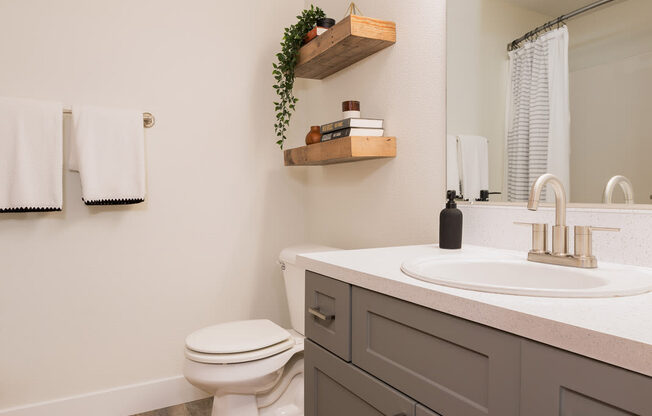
[131,398,213,416]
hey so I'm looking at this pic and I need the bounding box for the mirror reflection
[447,0,652,204]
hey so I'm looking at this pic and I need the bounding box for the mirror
[447,0,652,205]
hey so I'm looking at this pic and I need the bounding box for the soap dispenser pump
[439,190,463,249]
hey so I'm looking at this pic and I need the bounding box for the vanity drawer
[351,287,521,416]
[521,340,652,415]
[305,271,351,361]
[305,339,416,416]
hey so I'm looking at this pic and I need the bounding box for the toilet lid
[185,319,292,354]
[184,337,296,364]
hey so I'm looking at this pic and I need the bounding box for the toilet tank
[279,245,339,335]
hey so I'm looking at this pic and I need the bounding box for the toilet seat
[185,337,295,364]
[185,319,295,364]
[183,335,304,393]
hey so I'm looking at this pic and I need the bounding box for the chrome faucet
[603,175,634,204]
[517,173,619,268]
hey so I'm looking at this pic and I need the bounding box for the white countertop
[297,244,652,377]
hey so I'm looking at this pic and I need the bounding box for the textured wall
[460,204,652,267]
[290,0,447,249]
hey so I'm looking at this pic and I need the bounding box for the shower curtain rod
[507,0,616,51]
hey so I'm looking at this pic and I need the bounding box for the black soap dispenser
[439,190,463,249]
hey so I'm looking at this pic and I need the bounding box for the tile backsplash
[459,204,652,267]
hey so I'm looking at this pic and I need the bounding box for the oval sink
[401,253,652,298]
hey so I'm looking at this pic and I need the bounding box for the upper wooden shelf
[295,15,396,80]
[284,136,396,166]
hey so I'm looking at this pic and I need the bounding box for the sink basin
[401,251,652,298]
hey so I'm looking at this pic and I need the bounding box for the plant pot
[305,126,322,145]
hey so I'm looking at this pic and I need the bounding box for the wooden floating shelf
[284,136,396,166]
[295,15,396,80]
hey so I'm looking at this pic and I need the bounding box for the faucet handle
[514,221,547,228]
[573,226,620,258]
[514,222,548,254]
[588,226,620,233]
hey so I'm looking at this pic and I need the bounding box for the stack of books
[320,118,384,142]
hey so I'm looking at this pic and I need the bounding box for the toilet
[183,245,337,416]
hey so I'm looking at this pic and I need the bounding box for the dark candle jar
[342,100,360,118]
[317,18,336,28]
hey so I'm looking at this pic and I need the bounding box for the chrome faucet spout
[527,173,566,226]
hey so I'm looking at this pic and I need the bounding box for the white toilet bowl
[183,245,337,416]
[183,321,305,415]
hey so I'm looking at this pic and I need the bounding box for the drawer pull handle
[308,307,334,321]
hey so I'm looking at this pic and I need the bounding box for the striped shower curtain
[506,27,570,202]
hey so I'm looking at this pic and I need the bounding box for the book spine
[320,119,350,134]
[321,128,352,142]
[330,128,352,140]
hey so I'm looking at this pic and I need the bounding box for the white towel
[0,97,63,212]
[69,105,146,205]
[458,135,489,201]
[446,134,461,194]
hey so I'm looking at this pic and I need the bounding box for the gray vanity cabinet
[305,271,652,416]
[521,340,652,415]
[351,286,521,416]
[417,404,442,416]
[305,339,417,416]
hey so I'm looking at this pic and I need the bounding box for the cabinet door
[352,287,521,416]
[305,271,352,361]
[416,404,442,416]
[305,339,416,416]
[521,340,652,415]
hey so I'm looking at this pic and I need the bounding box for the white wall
[0,0,305,409]
[291,0,447,249]
[568,0,652,203]
[447,0,550,200]
[0,0,452,410]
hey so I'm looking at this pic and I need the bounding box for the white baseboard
[0,375,210,416]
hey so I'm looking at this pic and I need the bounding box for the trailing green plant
[273,5,325,149]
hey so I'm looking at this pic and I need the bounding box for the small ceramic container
[305,126,322,145]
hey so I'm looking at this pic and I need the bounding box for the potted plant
[273,5,325,149]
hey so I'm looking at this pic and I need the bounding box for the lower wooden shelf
[284,136,396,166]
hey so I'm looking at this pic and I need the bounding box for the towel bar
[62,108,155,128]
